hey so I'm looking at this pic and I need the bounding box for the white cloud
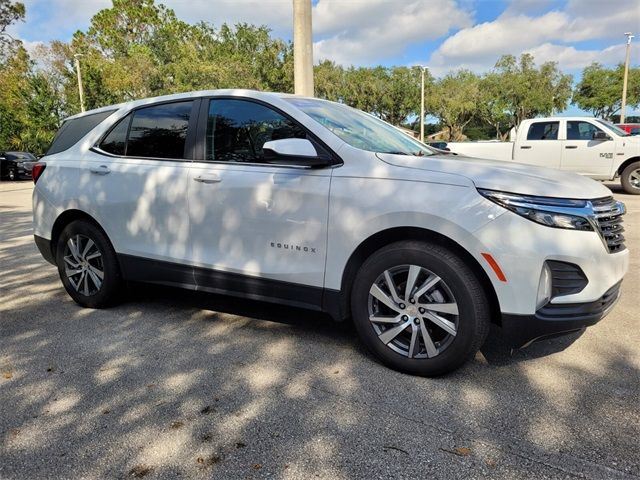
[426,0,640,76]
[523,43,625,70]
[312,0,473,65]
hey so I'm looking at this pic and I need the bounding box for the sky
[7,0,640,116]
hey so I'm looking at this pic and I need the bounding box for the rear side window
[100,115,131,156]
[127,101,192,159]
[526,121,559,141]
[46,110,115,155]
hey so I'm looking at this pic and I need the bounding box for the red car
[616,123,640,135]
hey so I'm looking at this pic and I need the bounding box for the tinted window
[207,99,306,162]
[47,110,116,155]
[567,121,602,140]
[100,115,131,155]
[527,121,559,141]
[127,101,192,159]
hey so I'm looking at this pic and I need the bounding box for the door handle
[520,146,532,149]
[193,174,222,184]
[89,165,111,175]
[565,145,578,149]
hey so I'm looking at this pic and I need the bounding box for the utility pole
[620,32,634,123]
[293,0,314,96]
[420,66,428,143]
[74,54,85,112]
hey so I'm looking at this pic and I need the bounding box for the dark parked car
[0,151,37,180]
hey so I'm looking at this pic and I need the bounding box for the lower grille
[591,197,626,253]
[547,261,588,297]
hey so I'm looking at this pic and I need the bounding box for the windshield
[286,97,435,156]
[596,119,629,137]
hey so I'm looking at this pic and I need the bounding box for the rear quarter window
[46,110,116,155]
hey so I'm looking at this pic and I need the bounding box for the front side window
[206,99,306,162]
[526,121,559,141]
[567,121,602,141]
[127,101,192,159]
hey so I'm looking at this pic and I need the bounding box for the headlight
[16,162,24,167]
[478,189,593,231]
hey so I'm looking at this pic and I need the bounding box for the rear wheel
[351,241,490,376]
[621,161,640,195]
[55,220,122,308]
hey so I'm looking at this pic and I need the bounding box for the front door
[561,120,615,178]
[187,98,332,305]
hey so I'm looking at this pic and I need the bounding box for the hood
[376,153,612,200]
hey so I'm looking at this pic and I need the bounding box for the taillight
[32,162,46,184]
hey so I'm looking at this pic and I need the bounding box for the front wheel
[621,161,640,195]
[351,241,490,376]
[55,220,122,308]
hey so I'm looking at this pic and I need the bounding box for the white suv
[32,90,629,376]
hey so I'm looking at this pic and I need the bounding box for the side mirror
[263,138,331,168]
[593,131,610,141]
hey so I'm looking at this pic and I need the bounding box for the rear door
[187,97,332,305]
[83,100,198,283]
[561,120,615,178]
[514,120,562,168]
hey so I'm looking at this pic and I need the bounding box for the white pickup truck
[448,117,640,194]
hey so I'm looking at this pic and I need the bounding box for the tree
[428,70,481,141]
[478,73,511,139]
[491,54,572,127]
[573,63,640,120]
[0,0,24,59]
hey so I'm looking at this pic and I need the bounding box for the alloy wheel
[630,168,640,189]
[63,234,104,296]
[367,264,459,359]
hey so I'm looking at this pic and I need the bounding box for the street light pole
[74,54,85,113]
[620,32,634,123]
[293,0,314,96]
[420,66,428,143]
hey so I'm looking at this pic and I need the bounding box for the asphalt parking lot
[1,181,638,479]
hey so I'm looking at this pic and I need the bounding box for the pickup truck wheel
[351,241,490,376]
[55,220,122,308]
[8,169,16,181]
[621,161,640,195]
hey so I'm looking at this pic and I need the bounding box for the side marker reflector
[481,253,507,282]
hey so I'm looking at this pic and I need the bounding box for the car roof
[63,89,307,122]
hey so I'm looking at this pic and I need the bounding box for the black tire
[351,241,490,376]
[620,161,640,195]
[55,220,122,308]
[8,169,16,181]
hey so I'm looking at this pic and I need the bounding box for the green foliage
[314,62,428,126]
[427,70,481,141]
[573,63,640,119]
[0,0,24,60]
[490,54,573,127]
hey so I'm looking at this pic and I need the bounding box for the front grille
[591,197,626,253]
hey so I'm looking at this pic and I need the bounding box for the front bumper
[501,281,622,347]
